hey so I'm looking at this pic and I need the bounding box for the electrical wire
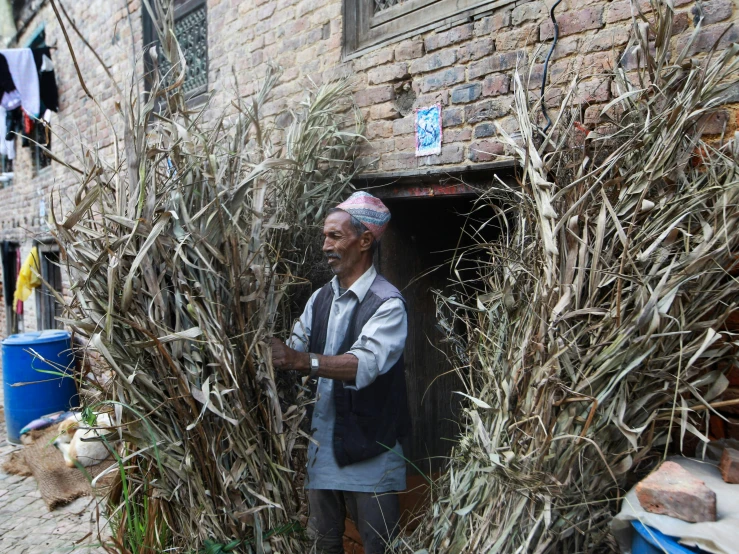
[540,0,563,134]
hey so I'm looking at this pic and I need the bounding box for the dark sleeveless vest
[309,274,411,467]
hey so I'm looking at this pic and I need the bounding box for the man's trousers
[307,489,400,554]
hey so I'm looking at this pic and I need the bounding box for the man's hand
[269,337,301,371]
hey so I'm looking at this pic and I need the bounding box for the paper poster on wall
[415,104,442,157]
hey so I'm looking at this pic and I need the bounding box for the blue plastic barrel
[632,521,703,554]
[2,330,79,444]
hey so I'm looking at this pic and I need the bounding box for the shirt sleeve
[345,298,407,391]
[288,289,319,353]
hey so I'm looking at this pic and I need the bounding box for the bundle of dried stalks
[416,2,739,552]
[49,1,362,550]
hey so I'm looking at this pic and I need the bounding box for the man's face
[322,211,367,277]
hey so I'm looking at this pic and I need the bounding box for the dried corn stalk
[417,1,739,552]
[49,1,362,550]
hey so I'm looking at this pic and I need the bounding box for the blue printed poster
[415,104,442,157]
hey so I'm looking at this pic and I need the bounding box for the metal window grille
[145,1,208,98]
[374,0,408,12]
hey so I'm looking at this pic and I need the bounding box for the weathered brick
[381,152,417,171]
[700,110,729,135]
[410,50,457,74]
[354,85,394,107]
[474,122,496,138]
[443,127,472,143]
[368,63,410,85]
[355,156,380,171]
[469,51,521,79]
[672,12,690,35]
[365,120,393,139]
[370,103,400,120]
[619,42,656,70]
[394,134,416,150]
[419,143,465,165]
[577,78,611,104]
[420,67,466,92]
[465,99,510,123]
[415,90,450,107]
[258,2,277,20]
[606,0,651,24]
[392,116,415,135]
[676,23,739,56]
[469,139,505,162]
[692,0,734,25]
[458,38,494,62]
[540,6,604,40]
[474,11,511,35]
[636,461,717,523]
[353,49,394,72]
[719,448,739,484]
[512,1,547,25]
[583,25,631,52]
[495,24,539,51]
[394,39,424,61]
[482,74,510,97]
[451,83,482,104]
[425,23,473,51]
[442,107,465,127]
[546,37,577,62]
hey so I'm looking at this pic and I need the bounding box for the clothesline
[0,47,59,162]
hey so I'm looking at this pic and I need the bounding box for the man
[270,191,410,554]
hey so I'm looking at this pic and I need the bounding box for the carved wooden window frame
[344,0,518,59]
[143,0,208,101]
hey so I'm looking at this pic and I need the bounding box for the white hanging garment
[0,49,40,117]
[0,105,14,160]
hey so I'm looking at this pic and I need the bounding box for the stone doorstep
[635,461,717,523]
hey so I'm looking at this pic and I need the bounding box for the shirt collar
[330,265,377,302]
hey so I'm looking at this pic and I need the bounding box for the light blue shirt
[288,265,408,492]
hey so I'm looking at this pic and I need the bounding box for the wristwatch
[309,353,320,378]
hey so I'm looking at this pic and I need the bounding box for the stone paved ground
[0,371,108,553]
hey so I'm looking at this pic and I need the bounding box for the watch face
[311,356,319,369]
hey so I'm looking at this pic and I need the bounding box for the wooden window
[35,246,63,331]
[143,0,208,100]
[344,0,517,58]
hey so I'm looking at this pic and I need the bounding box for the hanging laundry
[0,53,17,97]
[13,246,41,312]
[0,49,40,117]
[32,47,59,112]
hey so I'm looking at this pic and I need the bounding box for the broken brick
[719,448,739,484]
[636,461,717,523]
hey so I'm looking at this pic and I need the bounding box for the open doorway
[1,241,20,336]
[378,195,503,475]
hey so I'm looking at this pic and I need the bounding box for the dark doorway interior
[378,195,502,474]
[36,247,63,331]
[2,242,20,336]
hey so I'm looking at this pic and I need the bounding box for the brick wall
[0,0,737,339]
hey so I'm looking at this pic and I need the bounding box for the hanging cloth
[13,246,41,312]
[32,47,59,112]
[0,49,40,118]
[0,54,17,97]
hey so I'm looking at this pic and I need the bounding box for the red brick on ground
[635,461,717,522]
[719,448,739,484]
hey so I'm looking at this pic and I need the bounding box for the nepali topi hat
[336,191,391,240]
